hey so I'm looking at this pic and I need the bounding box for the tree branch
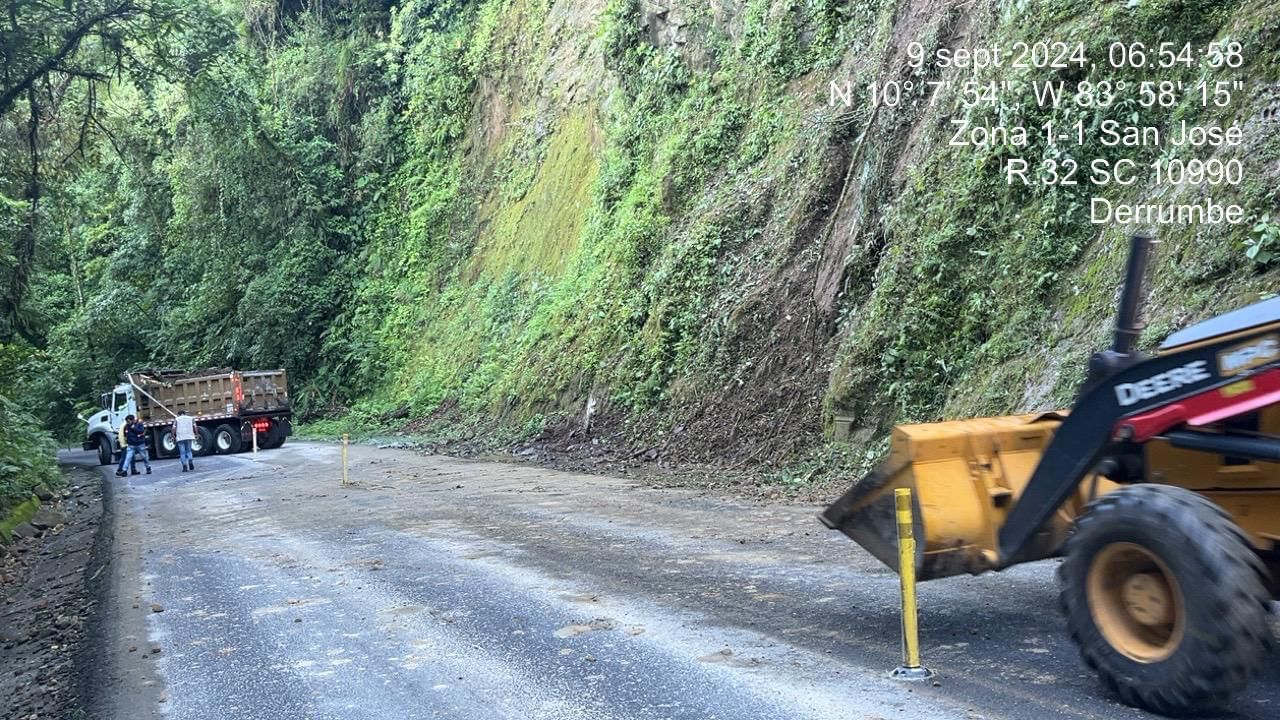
[4,87,42,345]
[0,1,139,117]
[88,107,125,158]
[61,80,96,165]
[53,65,112,82]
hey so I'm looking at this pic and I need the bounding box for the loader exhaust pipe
[1081,234,1155,395]
[1113,233,1153,355]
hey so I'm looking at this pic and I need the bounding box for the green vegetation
[0,496,42,543]
[2,0,1278,505]
[1,345,62,512]
[830,0,1280,425]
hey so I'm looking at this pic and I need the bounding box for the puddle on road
[553,618,615,638]
[698,647,764,668]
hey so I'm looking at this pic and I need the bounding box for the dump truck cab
[82,383,139,465]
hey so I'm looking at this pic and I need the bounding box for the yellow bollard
[341,433,350,487]
[891,487,932,680]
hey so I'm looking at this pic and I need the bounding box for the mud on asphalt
[0,467,102,720]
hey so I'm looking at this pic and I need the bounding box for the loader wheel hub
[1087,543,1185,663]
[1121,573,1174,627]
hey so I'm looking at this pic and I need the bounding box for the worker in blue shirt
[116,415,152,477]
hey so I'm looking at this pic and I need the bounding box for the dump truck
[83,368,292,465]
[821,234,1278,715]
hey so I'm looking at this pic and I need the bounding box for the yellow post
[892,487,931,680]
[341,433,349,487]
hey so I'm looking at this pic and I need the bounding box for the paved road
[69,442,1279,720]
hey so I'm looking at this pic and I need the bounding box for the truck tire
[263,423,287,449]
[193,425,215,457]
[1059,484,1273,715]
[155,429,178,459]
[96,435,114,466]
[213,424,242,454]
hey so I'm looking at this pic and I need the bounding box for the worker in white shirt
[173,410,197,472]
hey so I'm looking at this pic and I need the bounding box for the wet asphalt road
[68,442,1280,720]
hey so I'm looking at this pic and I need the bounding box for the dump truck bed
[130,369,290,422]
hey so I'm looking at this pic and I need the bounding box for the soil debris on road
[60,442,1280,720]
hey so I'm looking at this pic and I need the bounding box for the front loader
[821,234,1280,715]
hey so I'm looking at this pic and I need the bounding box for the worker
[120,415,152,476]
[173,409,196,472]
[115,416,133,477]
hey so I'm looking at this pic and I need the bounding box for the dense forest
[3,0,1279,509]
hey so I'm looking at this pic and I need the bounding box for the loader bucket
[821,414,1085,581]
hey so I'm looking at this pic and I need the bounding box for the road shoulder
[0,467,100,719]
[81,466,166,720]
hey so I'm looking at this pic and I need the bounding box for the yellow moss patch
[469,110,600,279]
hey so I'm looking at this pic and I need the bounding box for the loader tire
[1059,484,1272,715]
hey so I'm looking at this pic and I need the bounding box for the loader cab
[1158,296,1280,352]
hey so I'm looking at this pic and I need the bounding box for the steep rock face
[333,0,1278,465]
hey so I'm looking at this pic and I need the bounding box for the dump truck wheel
[155,429,178,459]
[96,435,114,466]
[263,423,286,449]
[192,426,215,456]
[1059,484,1272,715]
[213,424,242,454]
